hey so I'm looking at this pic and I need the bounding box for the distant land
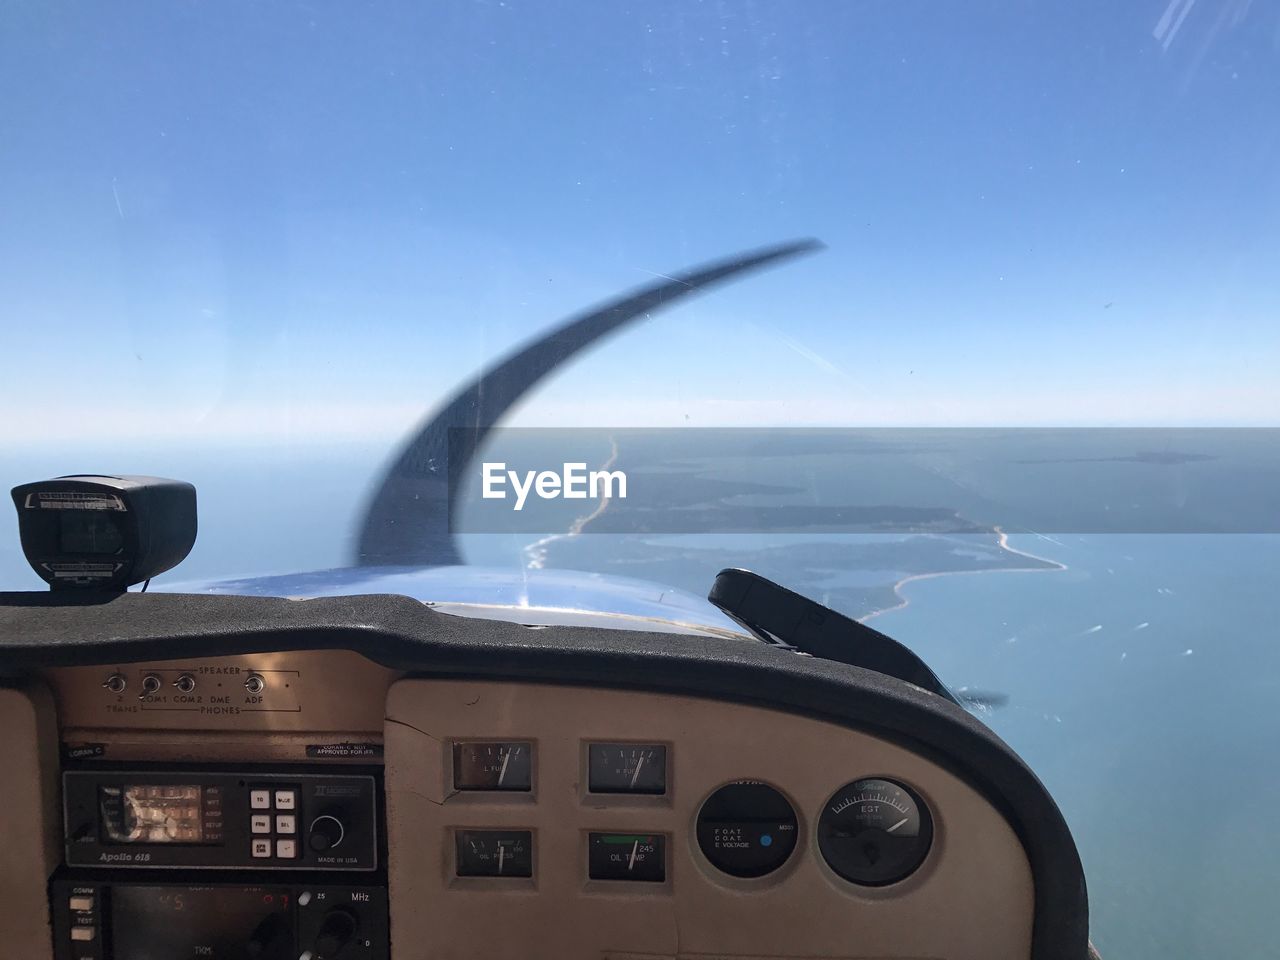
[543,528,1061,620]
[583,503,990,535]
[1013,451,1217,465]
[462,429,1280,538]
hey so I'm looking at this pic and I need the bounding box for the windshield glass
[3,4,1278,956]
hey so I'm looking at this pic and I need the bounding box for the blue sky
[3,0,1279,447]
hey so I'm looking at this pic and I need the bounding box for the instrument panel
[383,678,1034,960]
[1,645,1045,960]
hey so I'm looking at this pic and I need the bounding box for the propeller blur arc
[354,239,825,567]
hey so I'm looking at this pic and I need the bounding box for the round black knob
[245,911,287,957]
[314,907,358,957]
[308,813,345,852]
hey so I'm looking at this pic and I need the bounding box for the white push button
[250,790,271,809]
[251,815,271,834]
[70,926,95,942]
[274,790,296,810]
[68,895,94,912]
[251,839,272,858]
[276,839,297,859]
[275,814,296,834]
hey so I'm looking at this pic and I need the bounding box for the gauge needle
[887,817,909,833]
[629,754,646,788]
[498,750,511,786]
[628,840,639,871]
[498,843,506,874]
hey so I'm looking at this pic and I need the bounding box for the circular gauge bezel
[693,780,801,881]
[816,776,933,887]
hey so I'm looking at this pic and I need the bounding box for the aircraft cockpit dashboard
[1,582,1091,959]
[0,418,1091,960]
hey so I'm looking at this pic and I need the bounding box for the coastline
[859,527,1068,624]
[524,436,621,569]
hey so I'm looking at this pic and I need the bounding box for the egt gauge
[817,778,932,886]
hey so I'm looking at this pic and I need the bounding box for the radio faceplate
[63,769,379,871]
[50,878,388,960]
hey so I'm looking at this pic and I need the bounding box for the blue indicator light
[760,834,773,847]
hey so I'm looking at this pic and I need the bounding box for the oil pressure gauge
[455,830,533,877]
[817,778,932,886]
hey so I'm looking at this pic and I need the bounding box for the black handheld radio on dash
[10,475,196,590]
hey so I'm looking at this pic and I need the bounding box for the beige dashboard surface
[43,650,397,761]
[385,679,1034,960]
[0,683,60,960]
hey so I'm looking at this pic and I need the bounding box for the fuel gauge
[453,741,533,792]
[588,743,666,795]
[455,830,533,878]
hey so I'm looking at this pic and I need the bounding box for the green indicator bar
[599,834,655,845]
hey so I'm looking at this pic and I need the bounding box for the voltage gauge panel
[695,781,798,878]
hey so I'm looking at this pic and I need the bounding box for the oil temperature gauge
[588,743,667,794]
[817,778,932,886]
[588,833,666,882]
[455,830,533,877]
[453,741,533,791]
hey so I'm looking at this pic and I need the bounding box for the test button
[70,926,95,942]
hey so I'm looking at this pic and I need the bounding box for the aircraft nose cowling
[165,564,759,641]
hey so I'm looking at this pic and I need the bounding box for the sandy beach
[859,527,1068,623]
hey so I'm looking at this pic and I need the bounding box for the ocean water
[873,534,1280,960]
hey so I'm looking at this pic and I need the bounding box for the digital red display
[111,886,292,960]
